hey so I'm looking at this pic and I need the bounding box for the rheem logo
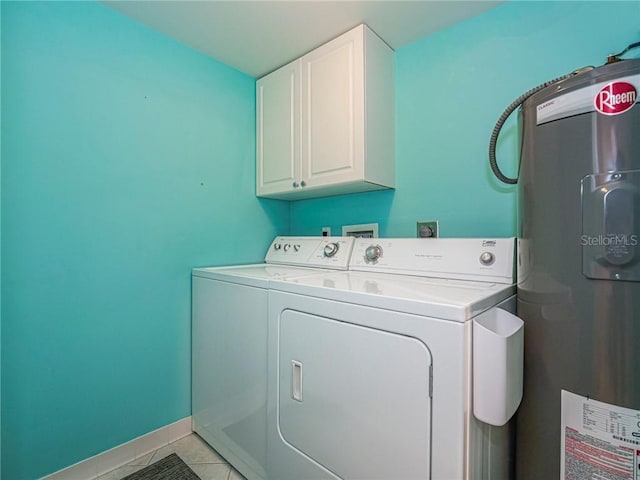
[594,81,637,115]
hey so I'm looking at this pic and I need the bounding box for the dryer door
[278,309,432,479]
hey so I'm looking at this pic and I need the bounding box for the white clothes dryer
[266,238,523,480]
[192,236,355,480]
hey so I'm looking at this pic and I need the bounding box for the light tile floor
[95,434,248,480]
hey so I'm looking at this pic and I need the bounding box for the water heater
[516,58,640,479]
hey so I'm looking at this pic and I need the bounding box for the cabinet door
[256,61,301,196]
[301,26,365,189]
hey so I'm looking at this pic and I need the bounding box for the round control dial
[365,245,383,263]
[479,252,495,265]
[273,243,282,251]
[323,242,340,257]
[283,244,291,252]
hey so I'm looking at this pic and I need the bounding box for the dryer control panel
[350,238,515,284]
[266,236,355,270]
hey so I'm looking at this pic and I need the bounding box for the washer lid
[192,264,331,288]
[270,271,515,321]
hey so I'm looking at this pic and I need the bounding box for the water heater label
[595,82,637,115]
[561,390,640,480]
[537,73,640,125]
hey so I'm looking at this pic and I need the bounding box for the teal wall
[1,2,287,478]
[290,1,640,238]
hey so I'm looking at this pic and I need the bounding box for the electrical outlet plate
[322,227,331,237]
[417,221,439,238]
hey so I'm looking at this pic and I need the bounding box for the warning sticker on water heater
[536,73,640,125]
[561,390,640,480]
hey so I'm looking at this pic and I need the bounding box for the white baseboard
[42,416,192,480]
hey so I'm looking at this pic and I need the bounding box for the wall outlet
[322,227,331,237]
[417,221,439,238]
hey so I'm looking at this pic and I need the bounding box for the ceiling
[104,1,502,78]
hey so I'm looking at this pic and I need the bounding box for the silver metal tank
[516,58,640,479]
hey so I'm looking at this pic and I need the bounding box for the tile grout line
[146,448,159,466]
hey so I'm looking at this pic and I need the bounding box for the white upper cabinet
[256,61,301,196]
[256,24,395,200]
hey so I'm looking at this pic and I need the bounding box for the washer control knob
[365,245,383,263]
[323,242,340,257]
[283,244,291,252]
[480,252,495,265]
[293,244,300,252]
[274,243,282,250]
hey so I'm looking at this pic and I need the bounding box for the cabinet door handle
[300,181,307,187]
[292,181,299,188]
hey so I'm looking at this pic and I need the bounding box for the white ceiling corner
[103,1,503,78]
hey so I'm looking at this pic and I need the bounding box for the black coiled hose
[488,74,574,185]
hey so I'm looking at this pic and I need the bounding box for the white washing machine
[192,236,355,480]
[266,238,523,480]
